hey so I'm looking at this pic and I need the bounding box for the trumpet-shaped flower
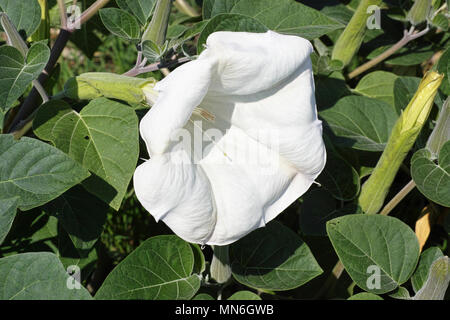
[134,31,326,245]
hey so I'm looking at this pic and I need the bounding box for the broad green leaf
[0,0,41,37]
[299,188,359,236]
[190,243,206,274]
[0,252,92,299]
[197,13,267,53]
[33,98,139,210]
[327,214,420,294]
[228,291,261,300]
[0,135,90,211]
[95,235,201,300]
[99,8,140,41]
[347,292,383,300]
[316,146,360,201]
[413,256,450,300]
[230,221,323,291]
[0,43,50,112]
[142,39,167,63]
[1,209,98,275]
[43,186,108,256]
[0,196,18,245]
[411,247,444,293]
[389,286,412,300]
[411,141,450,207]
[320,96,398,151]
[353,71,398,107]
[116,0,156,25]
[202,0,344,39]
[437,48,450,95]
[394,76,421,114]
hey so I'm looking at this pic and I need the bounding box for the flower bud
[426,97,450,158]
[331,0,382,66]
[141,0,172,46]
[407,0,432,26]
[359,71,444,214]
[30,0,50,42]
[62,72,157,105]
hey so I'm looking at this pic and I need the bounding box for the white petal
[133,151,217,244]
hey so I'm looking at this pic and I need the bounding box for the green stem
[379,180,416,216]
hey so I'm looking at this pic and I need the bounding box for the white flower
[133,30,326,245]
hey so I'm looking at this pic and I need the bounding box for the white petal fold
[134,30,327,245]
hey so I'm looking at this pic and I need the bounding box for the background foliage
[0,0,449,300]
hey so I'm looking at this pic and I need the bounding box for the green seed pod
[331,0,383,66]
[358,71,444,214]
[407,0,432,26]
[63,72,158,105]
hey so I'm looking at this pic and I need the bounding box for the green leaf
[0,252,92,299]
[299,188,359,237]
[437,48,450,95]
[0,196,18,245]
[389,286,412,300]
[411,140,450,207]
[95,235,201,300]
[228,291,261,300]
[1,209,98,275]
[230,221,323,291]
[33,98,139,210]
[116,0,156,25]
[394,76,421,114]
[0,135,90,211]
[411,247,444,293]
[353,71,398,108]
[197,13,268,53]
[0,0,41,37]
[316,147,360,201]
[190,243,206,274]
[431,13,449,31]
[0,43,50,112]
[141,39,167,63]
[319,96,398,151]
[413,256,450,300]
[202,0,344,39]
[43,186,108,256]
[326,214,420,294]
[347,292,383,300]
[99,8,141,41]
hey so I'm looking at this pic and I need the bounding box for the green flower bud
[331,0,383,66]
[407,0,432,26]
[62,72,158,105]
[358,71,444,214]
[141,0,172,46]
[426,97,450,158]
[210,245,231,284]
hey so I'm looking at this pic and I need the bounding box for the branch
[348,26,430,79]
[71,0,110,31]
[123,56,191,77]
[380,180,416,216]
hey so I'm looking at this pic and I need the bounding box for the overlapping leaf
[0,0,41,37]
[411,140,450,207]
[327,214,420,294]
[95,235,202,300]
[202,0,343,39]
[99,8,141,41]
[0,252,92,299]
[33,98,139,210]
[353,71,398,108]
[0,43,50,112]
[230,221,322,291]
[116,0,156,25]
[320,96,398,151]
